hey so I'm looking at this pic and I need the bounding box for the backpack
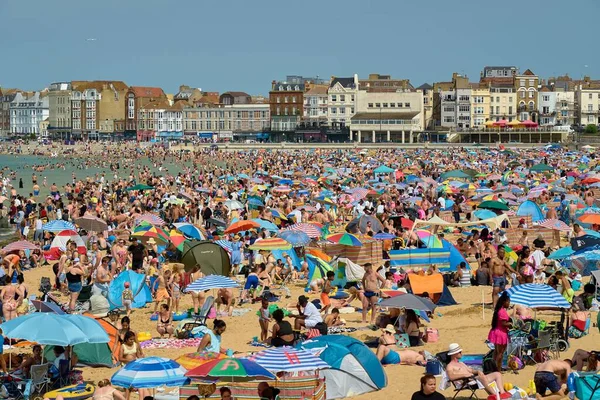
[39,277,52,293]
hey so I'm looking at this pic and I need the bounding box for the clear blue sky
[1,0,597,95]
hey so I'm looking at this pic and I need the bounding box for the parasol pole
[482,288,485,320]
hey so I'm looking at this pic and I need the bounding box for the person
[196,319,226,354]
[93,378,126,400]
[49,346,68,379]
[16,344,42,377]
[475,260,492,286]
[269,308,294,347]
[404,309,422,347]
[568,303,590,339]
[488,292,511,372]
[156,304,174,338]
[127,238,146,272]
[219,387,232,400]
[119,331,143,364]
[152,268,171,313]
[121,282,134,317]
[290,295,322,331]
[454,261,471,287]
[230,235,242,274]
[446,343,506,397]
[410,374,445,400]
[189,266,206,314]
[320,270,335,315]
[258,296,271,342]
[490,247,518,307]
[1,283,18,321]
[570,349,598,372]
[66,258,85,311]
[361,263,386,325]
[257,382,270,399]
[216,287,234,317]
[260,387,280,400]
[533,359,571,399]
[376,324,401,365]
[324,308,343,327]
[241,265,260,303]
[0,329,7,374]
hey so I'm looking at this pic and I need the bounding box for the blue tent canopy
[373,165,395,174]
[108,270,152,310]
[517,200,545,222]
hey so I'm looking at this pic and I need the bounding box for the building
[0,89,18,137]
[470,83,491,128]
[482,66,518,79]
[544,76,576,127]
[327,75,359,128]
[269,80,304,133]
[440,73,471,129]
[481,77,517,122]
[416,83,434,130]
[220,92,252,105]
[285,75,328,85]
[47,82,72,139]
[183,103,270,141]
[125,86,167,138]
[515,69,539,122]
[10,91,49,136]
[303,85,328,126]
[39,117,49,138]
[137,100,184,141]
[174,85,203,105]
[575,77,600,126]
[349,85,424,143]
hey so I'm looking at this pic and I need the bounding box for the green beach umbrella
[530,164,553,173]
[478,200,510,211]
[126,184,154,191]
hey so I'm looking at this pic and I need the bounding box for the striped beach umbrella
[537,219,571,232]
[278,230,311,247]
[286,223,321,238]
[42,220,76,232]
[2,240,39,253]
[135,213,166,226]
[185,275,239,293]
[173,223,206,240]
[326,233,363,247]
[249,238,292,251]
[214,240,233,254]
[176,352,226,371]
[247,347,330,373]
[132,222,170,244]
[111,357,189,388]
[503,284,571,309]
[185,358,275,382]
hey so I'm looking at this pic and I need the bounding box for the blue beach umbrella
[42,220,76,232]
[278,230,311,247]
[185,275,239,292]
[173,223,206,240]
[503,284,571,309]
[251,218,279,232]
[111,357,189,389]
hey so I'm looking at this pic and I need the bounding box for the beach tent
[43,314,117,367]
[306,254,333,286]
[516,200,544,222]
[299,335,386,400]
[411,214,509,232]
[107,270,152,310]
[590,270,600,300]
[346,215,384,234]
[333,257,365,287]
[373,165,395,174]
[271,248,302,270]
[389,248,452,271]
[50,229,86,255]
[181,240,231,275]
[407,273,457,306]
[441,239,471,270]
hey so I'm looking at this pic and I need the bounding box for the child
[171,270,181,314]
[258,297,270,342]
[122,282,134,317]
[321,271,335,315]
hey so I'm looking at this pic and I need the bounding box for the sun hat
[383,324,396,334]
[447,343,462,356]
[147,238,156,245]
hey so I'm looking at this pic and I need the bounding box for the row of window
[352,119,417,126]
[330,107,355,115]
[330,94,355,102]
[11,110,44,115]
[182,121,269,130]
[276,97,298,103]
[367,102,411,108]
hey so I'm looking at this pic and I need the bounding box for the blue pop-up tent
[107,270,152,310]
[517,200,544,222]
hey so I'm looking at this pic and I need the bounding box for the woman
[219,387,232,400]
[410,374,445,400]
[269,309,295,347]
[517,246,534,284]
[1,283,18,321]
[156,304,174,338]
[119,331,143,364]
[376,324,401,365]
[66,258,85,311]
[568,303,590,339]
[15,274,29,315]
[116,316,139,346]
[93,379,126,400]
[196,319,226,354]
[111,239,128,274]
[404,309,422,347]
[230,235,242,275]
[17,344,43,378]
[488,292,511,372]
[189,265,206,315]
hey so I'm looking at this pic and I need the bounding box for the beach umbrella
[173,223,206,240]
[579,213,600,225]
[503,284,571,309]
[441,170,471,180]
[247,198,265,207]
[273,185,292,194]
[537,219,571,232]
[305,247,332,262]
[530,164,553,173]
[251,218,279,233]
[326,233,362,247]
[214,240,233,254]
[247,347,330,373]
[224,220,260,234]
[473,209,497,220]
[50,230,87,255]
[169,229,186,251]
[176,352,226,371]
[415,230,443,248]
[379,293,437,312]
[224,200,244,210]
[313,196,335,205]
[111,357,189,389]
[278,230,311,247]
[269,209,288,221]
[42,219,76,232]
[185,275,240,292]
[2,240,39,253]
[249,238,292,251]
[478,200,510,211]
[185,358,275,382]
[135,213,166,226]
[0,313,109,346]
[125,184,154,191]
[74,215,108,232]
[346,215,384,234]
[373,232,396,240]
[548,246,574,259]
[132,223,170,244]
[373,165,395,174]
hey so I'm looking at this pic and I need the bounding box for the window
[459,105,470,112]
[398,103,403,107]
[331,95,337,102]
[368,103,373,108]
[443,116,455,123]
[351,95,355,102]
[490,97,494,103]
[589,115,595,123]
[520,91,525,99]
[542,95,550,102]
[528,79,534,87]
[383,103,388,108]
[340,95,345,102]
[542,106,550,114]
[528,101,534,110]
[339,107,345,114]
[350,107,354,113]
[375,103,381,108]
[528,91,534,98]
[331,107,337,114]
[390,103,395,107]
[292,97,296,103]
[496,97,500,103]
[474,96,484,103]
[520,79,525,87]
[284,97,288,103]
[496,106,500,114]
[284,107,288,115]
[276,97,280,103]
[276,107,280,115]
[404,103,410,108]
[443,106,454,112]
[508,106,513,114]
[589,104,593,112]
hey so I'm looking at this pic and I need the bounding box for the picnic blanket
[140,338,203,349]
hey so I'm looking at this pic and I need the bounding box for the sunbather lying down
[377,346,426,366]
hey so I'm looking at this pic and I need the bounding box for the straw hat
[233,235,240,241]
[447,343,462,356]
[147,238,156,245]
[383,324,396,334]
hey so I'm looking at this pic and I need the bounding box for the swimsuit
[492,275,507,290]
[364,291,378,298]
[381,349,401,365]
[534,371,561,395]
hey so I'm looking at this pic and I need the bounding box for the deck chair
[177,296,214,339]
[57,359,71,387]
[74,284,93,313]
[438,365,481,399]
[30,363,51,395]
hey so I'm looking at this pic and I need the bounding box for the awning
[198,132,214,138]
[157,131,183,138]
[411,214,510,232]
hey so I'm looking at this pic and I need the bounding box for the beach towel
[139,338,203,349]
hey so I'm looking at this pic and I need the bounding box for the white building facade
[327,75,359,128]
[303,87,328,126]
[576,84,600,126]
[10,92,49,136]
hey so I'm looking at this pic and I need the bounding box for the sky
[1,0,597,95]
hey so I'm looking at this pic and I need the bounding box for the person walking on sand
[362,263,385,325]
[490,247,518,307]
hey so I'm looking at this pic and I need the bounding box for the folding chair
[30,363,51,395]
[573,372,600,400]
[177,296,215,339]
[57,359,71,387]
[74,284,93,313]
[438,367,480,399]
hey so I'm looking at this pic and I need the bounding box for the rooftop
[130,86,165,98]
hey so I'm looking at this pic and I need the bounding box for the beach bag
[425,360,443,376]
[394,333,410,349]
[39,277,52,293]
[507,355,524,371]
[424,328,439,343]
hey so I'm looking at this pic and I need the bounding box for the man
[127,238,147,272]
[290,295,322,330]
[361,263,386,325]
[321,270,335,315]
[445,343,506,397]
[490,247,518,307]
[92,256,112,297]
[533,359,571,399]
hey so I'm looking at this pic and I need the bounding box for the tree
[584,124,598,134]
